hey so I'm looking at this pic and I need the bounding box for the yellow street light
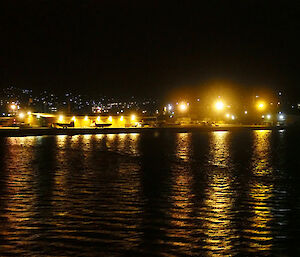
[108,116,112,122]
[19,112,25,119]
[10,104,16,110]
[257,101,265,111]
[215,100,224,111]
[120,116,124,121]
[71,116,76,121]
[131,114,136,121]
[58,115,64,122]
[84,116,89,121]
[27,111,32,115]
[179,102,187,112]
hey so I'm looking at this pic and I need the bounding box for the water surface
[0,130,299,256]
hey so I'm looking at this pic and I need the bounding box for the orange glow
[179,102,187,112]
[214,100,224,111]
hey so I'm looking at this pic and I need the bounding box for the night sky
[1,1,299,99]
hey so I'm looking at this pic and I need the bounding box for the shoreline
[0,125,285,137]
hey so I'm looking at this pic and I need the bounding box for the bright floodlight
[179,103,187,112]
[257,101,265,110]
[215,101,224,111]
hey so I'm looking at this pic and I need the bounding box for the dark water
[0,130,299,256]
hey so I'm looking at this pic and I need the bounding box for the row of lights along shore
[10,97,286,122]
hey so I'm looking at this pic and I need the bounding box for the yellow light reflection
[209,131,229,168]
[175,133,191,161]
[245,130,274,252]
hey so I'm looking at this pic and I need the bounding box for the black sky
[0,1,299,98]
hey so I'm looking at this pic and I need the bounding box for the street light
[179,102,187,112]
[214,100,224,111]
[257,101,265,111]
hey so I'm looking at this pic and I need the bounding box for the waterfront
[0,130,299,256]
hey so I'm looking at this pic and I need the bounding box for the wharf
[0,125,283,137]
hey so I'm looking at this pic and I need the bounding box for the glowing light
[27,111,32,115]
[71,116,76,121]
[37,115,40,119]
[19,112,25,118]
[120,116,124,121]
[215,101,224,111]
[84,116,89,121]
[96,116,100,122]
[262,115,265,118]
[266,114,271,119]
[231,115,235,120]
[257,101,265,111]
[10,104,16,110]
[108,116,112,122]
[179,103,187,112]
[58,115,64,122]
[168,104,173,111]
[279,114,285,120]
[244,111,248,114]
[226,113,230,118]
[131,114,136,121]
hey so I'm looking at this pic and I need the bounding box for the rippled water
[0,130,299,256]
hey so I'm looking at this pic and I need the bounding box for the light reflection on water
[0,130,298,256]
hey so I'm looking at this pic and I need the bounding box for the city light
[19,112,25,118]
[279,114,285,120]
[131,114,136,121]
[257,101,265,111]
[27,111,32,115]
[215,100,224,111]
[97,116,100,122]
[108,116,112,122]
[179,102,187,112]
[84,116,89,121]
[71,116,76,121]
[266,114,271,119]
[231,115,235,120]
[10,104,16,110]
[120,116,124,121]
[58,115,64,122]
[244,111,248,114]
[226,113,230,118]
[168,104,173,111]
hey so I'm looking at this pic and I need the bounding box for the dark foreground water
[0,130,299,256]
